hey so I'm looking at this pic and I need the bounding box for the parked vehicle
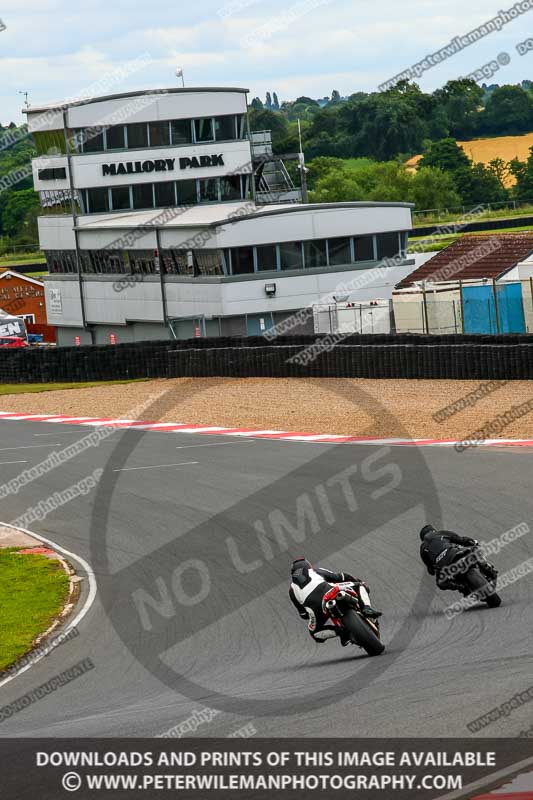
[0,335,28,348]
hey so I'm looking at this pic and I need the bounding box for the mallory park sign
[102,154,224,177]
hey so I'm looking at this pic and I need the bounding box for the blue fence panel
[462,285,496,334]
[496,282,526,333]
[462,283,526,334]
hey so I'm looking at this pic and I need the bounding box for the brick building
[0,270,55,341]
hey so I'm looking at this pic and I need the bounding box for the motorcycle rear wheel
[342,609,385,656]
[466,567,502,608]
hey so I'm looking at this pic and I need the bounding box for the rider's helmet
[420,524,436,541]
[291,556,312,574]
[291,557,313,588]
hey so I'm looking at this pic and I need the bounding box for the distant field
[343,158,375,170]
[406,132,533,186]
[459,134,533,184]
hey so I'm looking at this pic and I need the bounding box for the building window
[328,237,351,266]
[303,240,327,269]
[377,232,400,259]
[88,251,102,273]
[279,241,303,271]
[155,181,175,207]
[214,115,236,141]
[20,313,36,324]
[37,167,67,180]
[255,244,277,272]
[199,177,219,202]
[353,235,375,262]
[45,250,77,273]
[79,251,94,273]
[171,119,193,145]
[161,249,193,275]
[33,130,68,156]
[88,250,125,274]
[129,250,156,274]
[77,191,87,214]
[194,249,224,275]
[231,247,254,275]
[48,111,247,157]
[236,114,246,138]
[86,187,109,213]
[132,183,154,210]
[241,174,251,199]
[83,129,104,153]
[220,174,242,201]
[110,186,131,211]
[127,123,149,149]
[106,126,125,150]
[107,253,126,273]
[194,117,214,143]
[39,189,79,215]
[400,231,409,256]
[149,121,170,147]
[64,251,78,272]
[222,250,231,274]
[177,179,198,205]
[69,129,84,153]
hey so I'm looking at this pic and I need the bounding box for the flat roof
[75,201,414,232]
[227,201,414,225]
[76,202,292,231]
[24,87,250,115]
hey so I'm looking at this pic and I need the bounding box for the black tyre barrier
[2,336,533,383]
[164,343,533,381]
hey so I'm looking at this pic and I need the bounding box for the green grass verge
[0,254,45,266]
[409,223,533,253]
[0,378,148,396]
[413,205,533,228]
[409,237,458,253]
[0,549,70,672]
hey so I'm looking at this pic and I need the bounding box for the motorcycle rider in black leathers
[420,524,497,591]
[289,557,382,646]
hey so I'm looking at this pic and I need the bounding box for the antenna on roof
[19,90,29,108]
[175,67,185,88]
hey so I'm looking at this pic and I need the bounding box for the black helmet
[420,524,436,541]
[291,556,311,574]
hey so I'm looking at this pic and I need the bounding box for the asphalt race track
[0,418,532,739]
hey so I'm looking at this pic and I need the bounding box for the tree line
[307,139,533,210]
[250,79,533,161]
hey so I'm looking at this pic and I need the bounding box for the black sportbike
[435,544,501,608]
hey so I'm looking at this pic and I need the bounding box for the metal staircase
[249,130,302,205]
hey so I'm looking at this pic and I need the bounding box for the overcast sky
[1,0,532,124]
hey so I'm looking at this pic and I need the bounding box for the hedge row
[2,336,533,382]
